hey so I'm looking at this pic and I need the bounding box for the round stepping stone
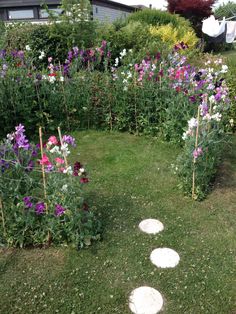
[138,219,164,234]
[129,286,164,314]
[150,248,180,268]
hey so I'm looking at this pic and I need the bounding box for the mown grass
[0,131,235,314]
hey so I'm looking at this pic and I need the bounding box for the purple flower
[54,204,66,217]
[62,135,76,147]
[189,95,196,103]
[17,50,25,59]
[26,160,34,172]
[0,49,6,59]
[35,202,46,215]
[23,196,33,209]
[215,93,221,102]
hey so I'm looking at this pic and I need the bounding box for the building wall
[92,4,130,22]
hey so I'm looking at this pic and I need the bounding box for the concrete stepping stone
[150,248,180,268]
[129,286,164,314]
[138,219,164,234]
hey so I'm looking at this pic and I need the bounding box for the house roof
[0,0,136,11]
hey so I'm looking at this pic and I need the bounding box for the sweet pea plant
[175,58,231,199]
[0,125,101,248]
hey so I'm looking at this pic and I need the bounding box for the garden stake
[39,127,51,245]
[57,127,68,168]
[0,197,7,239]
[59,61,70,131]
[159,63,162,89]
[192,106,201,199]
[39,127,48,213]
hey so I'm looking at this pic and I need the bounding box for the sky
[112,0,235,10]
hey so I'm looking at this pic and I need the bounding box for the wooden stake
[159,63,162,88]
[192,106,201,199]
[39,127,48,213]
[58,61,70,131]
[58,127,68,168]
[0,197,7,239]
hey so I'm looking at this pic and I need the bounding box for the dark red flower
[80,177,89,184]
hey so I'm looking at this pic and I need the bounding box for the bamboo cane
[192,106,201,199]
[58,61,70,131]
[39,127,48,213]
[57,127,68,169]
[0,197,7,238]
[159,63,162,88]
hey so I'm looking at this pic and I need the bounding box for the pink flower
[193,147,203,159]
[39,154,51,166]
[48,136,58,145]
[48,57,53,63]
[55,157,65,165]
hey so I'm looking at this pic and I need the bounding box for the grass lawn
[0,131,235,314]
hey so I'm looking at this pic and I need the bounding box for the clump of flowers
[0,125,101,249]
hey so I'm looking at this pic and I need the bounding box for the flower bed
[0,43,234,200]
[0,124,101,248]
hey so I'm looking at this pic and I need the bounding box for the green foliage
[176,124,227,200]
[0,21,5,49]
[214,1,236,19]
[128,8,191,28]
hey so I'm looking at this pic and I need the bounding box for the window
[95,7,98,14]
[8,9,34,20]
[40,8,63,19]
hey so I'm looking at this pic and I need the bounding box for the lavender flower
[62,135,76,147]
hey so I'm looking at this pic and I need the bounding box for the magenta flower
[23,196,33,209]
[54,204,66,217]
[35,202,46,215]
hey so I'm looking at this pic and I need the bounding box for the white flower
[229,118,234,126]
[48,76,56,83]
[221,65,228,73]
[63,166,73,175]
[79,168,85,173]
[212,112,222,122]
[188,118,198,129]
[114,57,119,67]
[209,95,216,104]
[127,71,132,79]
[123,79,128,84]
[50,146,61,154]
[120,49,127,58]
[61,184,68,192]
[60,76,64,82]
[124,86,128,91]
[39,51,45,60]
[182,132,188,140]
[25,45,31,51]
[203,113,212,121]
[42,75,47,80]
[61,143,70,156]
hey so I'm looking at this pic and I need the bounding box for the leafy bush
[0,125,101,248]
[128,8,191,28]
[149,24,198,49]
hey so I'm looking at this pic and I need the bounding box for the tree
[167,0,216,36]
[214,1,236,19]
